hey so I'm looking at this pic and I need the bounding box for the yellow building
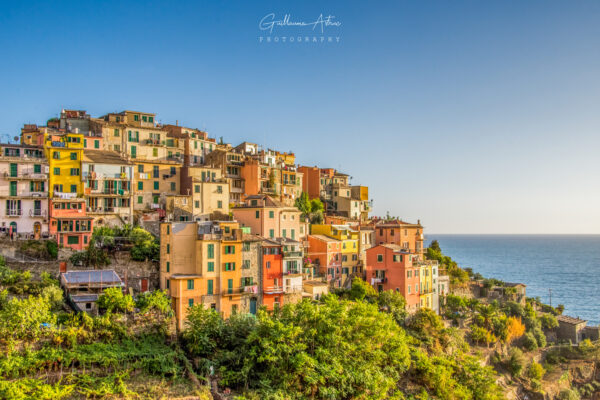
[160,220,245,329]
[44,132,85,197]
[417,260,434,310]
[310,224,361,284]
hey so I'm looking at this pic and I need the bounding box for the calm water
[426,235,600,325]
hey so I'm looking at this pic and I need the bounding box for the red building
[365,244,421,312]
[261,239,284,310]
[49,198,93,251]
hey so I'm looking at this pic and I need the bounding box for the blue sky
[1,0,599,233]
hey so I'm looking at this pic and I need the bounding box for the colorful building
[261,238,284,310]
[0,144,48,238]
[160,220,248,329]
[306,234,342,286]
[310,224,360,286]
[232,194,307,240]
[82,150,133,227]
[365,244,421,312]
[371,219,425,257]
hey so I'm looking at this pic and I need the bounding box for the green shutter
[207,280,213,295]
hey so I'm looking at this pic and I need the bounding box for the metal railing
[29,209,46,217]
[6,209,22,216]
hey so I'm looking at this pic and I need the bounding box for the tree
[294,191,311,218]
[130,227,159,261]
[507,347,525,377]
[377,290,407,324]
[505,316,526,343]
[310,198,324,213]
[97,287,134,313]
[69,237,110,268]
[348,277,376,301]
[429,239,441,252]
[135,290,172,316]
[540,313,559,330]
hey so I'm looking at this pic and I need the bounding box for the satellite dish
[13,136,18,142]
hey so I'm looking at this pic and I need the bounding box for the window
[242,277,253,286]
[170,182,176,191]
[188,298,194,307]
[70,152,77,160]
[94,140,100,149]
[407,270,412,278]
[70,168,80,176]
[187,279,194,290]
[53,151,59,159]
[217,200,222,209]
[393,255,402,262]
[243,242,250,251]
[207,261,214,272]
[134,114,139,121]
[34,164,41,173]
[114,144,120,152]
[54,167,60,175]
[266,261,271,269]
[207,244,214,259]
[137,196,143,204]
[207,279,213,295]
[291,229,295,239]
[377,254,383,262]
[408,285,411,294]
[217,185,222,193]
[67,236,79,245]
[70,184,77,193]
[138,182,143,190]
[227,279,233,294]
[142,115,147,122]
[166,262,170,272]
[154,181,159,190]
[224,262,235,271]
[166,244,170,254]
[269,229,274,239]
[195,200,199,208]
[131,145,136,158]
[194,185,200,193]
[170,167,176,175]
[224,245,235,254]
[269,210,274,218]
[148,116,154,123]
[114,129,119,137]
[255,210,260,218]
[243,260,250,269]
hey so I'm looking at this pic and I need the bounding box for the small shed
[302,280,329,300]
[60,270,124,314]
[556,315,587,344]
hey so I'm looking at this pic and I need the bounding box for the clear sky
[1,0,599,233]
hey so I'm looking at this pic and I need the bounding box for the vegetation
[19,240,58,260]
[426,240,469,285]
[0,263,205,399]
[294,191,325,224]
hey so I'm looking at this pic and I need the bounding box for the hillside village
[0,109,599,399]
[4,108,446,327]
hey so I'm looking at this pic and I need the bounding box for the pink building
[232,195,307,240]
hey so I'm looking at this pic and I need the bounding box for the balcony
[284,285,303,294]
[87,189,130,197]
[372,277,387,284]
[6,209,22,216]
[53,192,80,200]
[263,286,285,294]
[243,285,259,294]
[144,139,163,146]
[221,287,245,296]
[0,190,47,198]
[283,250,303,258]
[29,209,47,217]
[3,172,47,180]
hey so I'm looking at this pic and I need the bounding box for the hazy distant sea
[426,235,600,325]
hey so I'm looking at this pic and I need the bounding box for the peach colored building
[371,219,425,257]
[365,244,421,312]
[306,234,342,285]
[232,195,307,240]
[298,165,321,200]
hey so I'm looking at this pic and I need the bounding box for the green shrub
[533,327,547,348]
[507,347,525,377]
[97,287,134,313]
[558,389,581,400]
[522,332,538,351]
[539,314,558,330]
[527,361,545,380]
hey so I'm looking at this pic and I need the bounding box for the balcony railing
[283,250,303,258]
[29,209,46,217]
[263,286,285,294]
[1,190,47,198]
[221,287,245,295]
[3,172,47,180]
[6,209,22,216]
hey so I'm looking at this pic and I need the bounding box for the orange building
[49,198,93,250]
[371,219,425,257]
[261,238,284,310]
[365,244,421,312]
[298,165,321,199]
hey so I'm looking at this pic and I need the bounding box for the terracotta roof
[557,315,587,325]
[309,234,340,243]
[83,150,131,164]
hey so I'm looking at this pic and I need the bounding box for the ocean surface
[426,235,600,325]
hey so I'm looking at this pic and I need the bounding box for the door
[9,181,17,196]
[249,297,257,315]
[33,222,41,239]
[141,278,149,292]
[9,163,17,177]
[130,145,136,158]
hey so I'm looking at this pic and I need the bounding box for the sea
[426,235,600,326]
